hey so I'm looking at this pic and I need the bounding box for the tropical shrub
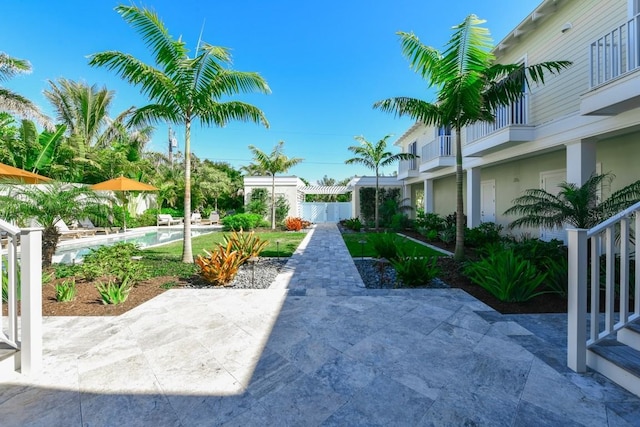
[465,222,504,249]
[246,188,269,217]
[1,259,20,303]
[221,213,264,230]
[464,247,549,302]
[275,196,290,224]
[344,218,363,232]
[81,243,148,283]
[370,232,403,261]
[285,217,303,231]
[195,240,244,286]
[222,230,269,261]
[391,251,441,288]
[55,279,77,302]
[96,276,133,305]
[510,238,568,297]
[415,210,445,234]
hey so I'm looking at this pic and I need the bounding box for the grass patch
[342,232,444,258]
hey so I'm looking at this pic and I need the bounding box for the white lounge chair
[200,212,220,225]
[55,218,97,239]
[157,214,183,226]
[190,212,202,224]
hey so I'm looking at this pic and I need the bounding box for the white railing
[399,158,417,174]
[421,135,454,162]
[589,13,640,88]
[466,94,529,143]
[0,219,42,375]
[567,201,640,372]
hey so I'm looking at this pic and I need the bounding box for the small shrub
[285,217,303,231]
[221,213,264,231]
[423,229,439,241]
[195,240,244,286]
[55,279,77,302]
[464,248,548,302]
[465,222,504,249]
[81,243,148,283]
[391,251,441,288]
[96,276,133,305]
[370,233,403,261]
[161,281,178,290]
[510,238,568,297]
[301,220,312,229]
[415,210,445,233]
[222,230,269,261]
[390,213,412,231]
[54,263,82,279]
[344,218,362,232]
[438,228,455,244]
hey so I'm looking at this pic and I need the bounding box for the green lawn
[144,230,306,259]
[342,232,444,258]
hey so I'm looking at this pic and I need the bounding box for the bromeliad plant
[222,230,269,260]
[464,246,549,302]
[195,240,244,286]
[96,275,133,305]
[55,279,77,302]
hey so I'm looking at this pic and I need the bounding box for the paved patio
[1,223,640,426]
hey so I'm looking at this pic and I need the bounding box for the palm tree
[89,5,270,263]
[345,135,416,231]
[505,173,640,230]
[0,181,109,267]
[248,141,303,229]
[0,52,52,129]
[374,15,571,260]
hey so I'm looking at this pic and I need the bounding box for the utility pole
[168,126,178,166]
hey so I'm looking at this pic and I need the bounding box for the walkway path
[1,223,639,426]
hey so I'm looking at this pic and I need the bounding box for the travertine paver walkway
[1,223,640,426]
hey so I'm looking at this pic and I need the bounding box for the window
[408,141,417,170]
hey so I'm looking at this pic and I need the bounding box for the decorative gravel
[186,257,288,289]
[354,258,449,289]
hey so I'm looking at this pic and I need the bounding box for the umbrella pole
[123,191,128,234]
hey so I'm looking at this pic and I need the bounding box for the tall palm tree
[89,5,270,262]
[0,181,109,267]
[505,173,640,230]
[0,52,52,129]
[248,141,303,229]
[374,15,571,260]
[345,135,416,231]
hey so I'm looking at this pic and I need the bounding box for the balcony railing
[421,136,454,162]
[399,158,417,174]
[589,13,640,88]
[466,94,528,143]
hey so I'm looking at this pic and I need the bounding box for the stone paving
[1,223,640,426]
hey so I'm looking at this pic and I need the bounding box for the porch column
[466,168,481,228]
[566,140,596,186]
[423,179,434,213]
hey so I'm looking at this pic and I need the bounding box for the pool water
[53,228,218,264]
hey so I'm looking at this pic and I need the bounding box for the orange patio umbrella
[0,162,52,184]
[90,176,158,232]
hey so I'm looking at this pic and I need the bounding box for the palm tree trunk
[454,127,465,261]
[375,167,379,231]
[182,119,193,263]
[271,174,276,230]
[42,227,60,268]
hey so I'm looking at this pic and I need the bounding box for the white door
[540,169,567,242]
[481,180,496,223]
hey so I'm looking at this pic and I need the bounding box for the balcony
[397,158,419,180]
[419,135,455,172]
[581,14,640,115]
[464,95,534,156]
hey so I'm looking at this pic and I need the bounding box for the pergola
[298,185,350,195]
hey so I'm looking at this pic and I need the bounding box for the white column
[423,179,434,213]
[20,228,42,375]
[566,140,596,186]
[567,228,587,373]
[466,168,481,228]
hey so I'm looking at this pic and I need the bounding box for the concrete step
[0,342,18,377]
[618,318,640,352]
[588,339,640,397]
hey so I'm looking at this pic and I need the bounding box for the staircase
[567,201,640,396]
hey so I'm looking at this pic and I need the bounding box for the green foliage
[464,247,549,302]
[370,232,403,261]
[195,240,244,286]
[160,281,178,290]
[465,222,504,249]
[359,187,402,228]
[509,238,568,297]
[129,208,160,227]
[415,210,445,234]
[96,276,133,305]
[55,279,77,302]
[222,230,269,261]
[81,243,149,283]
[222,213,265,230]
[391,250,441,288]
[246,188,269,216]
[1,260,20,303]
[343,218,363,232]
[275,195,289,224]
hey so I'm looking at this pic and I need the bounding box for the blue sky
[3,0,541,183]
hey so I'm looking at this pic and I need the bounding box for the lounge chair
[55,218,97,239]
[78,218,116,234]
[190,212,202,225]
[200,212,220,225]
[157,214,183,226]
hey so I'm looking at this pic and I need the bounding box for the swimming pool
[53,227,219,264]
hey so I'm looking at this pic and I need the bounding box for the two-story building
[395,0,640,242]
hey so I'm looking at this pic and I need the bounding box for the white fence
[299,203,351,223]
[421,135,454,162]
[466,94,529,143]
